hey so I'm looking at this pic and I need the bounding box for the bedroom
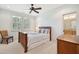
[0,4,79,54]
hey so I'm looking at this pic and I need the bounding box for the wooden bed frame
[18,26,52,53]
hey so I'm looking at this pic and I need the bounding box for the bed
[18,26,52,53]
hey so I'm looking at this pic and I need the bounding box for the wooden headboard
[39,26,52,41]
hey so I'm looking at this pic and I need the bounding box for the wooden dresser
[57,35,79,54]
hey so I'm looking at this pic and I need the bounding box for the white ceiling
[0,4,63,15]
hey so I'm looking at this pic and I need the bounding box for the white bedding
[21,31,50,50]
[27,32,49,46]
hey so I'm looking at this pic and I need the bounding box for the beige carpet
[0,40,57,54]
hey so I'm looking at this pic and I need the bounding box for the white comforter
[27,32,49,46]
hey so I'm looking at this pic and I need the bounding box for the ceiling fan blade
[34,10,39,13]
[29,10,32,13]
[34,7,42,10]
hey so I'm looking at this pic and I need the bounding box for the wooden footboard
[18,32,28,53]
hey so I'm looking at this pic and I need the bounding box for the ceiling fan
[25,4,42,14]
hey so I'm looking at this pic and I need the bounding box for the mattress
[27,32,49,46]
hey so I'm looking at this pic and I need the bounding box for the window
[12,16,36,32]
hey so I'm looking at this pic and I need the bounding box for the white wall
[37,4,79,40]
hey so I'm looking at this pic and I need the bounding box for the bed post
[24,33,28,53]
[50,27,52,41]
[18,32,20,42]
[18,32,28,53]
